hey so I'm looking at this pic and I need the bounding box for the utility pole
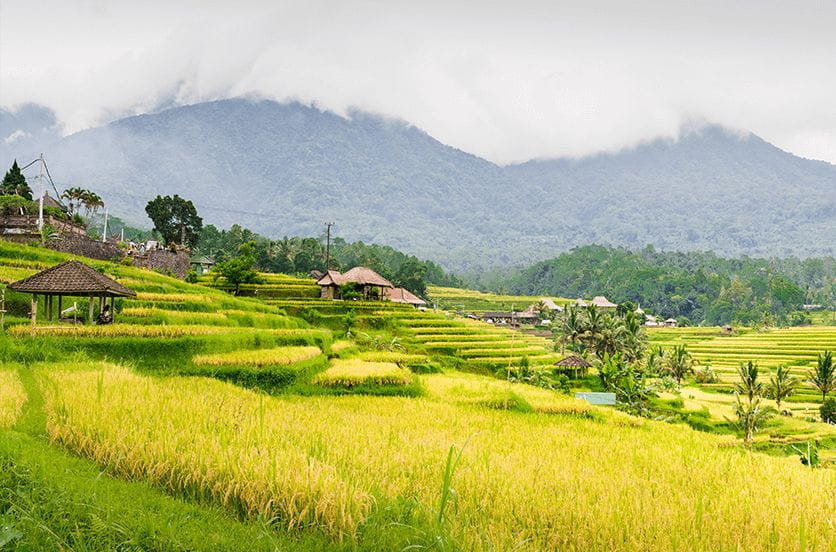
[37,153,45,232]
[102,207,109,243]
[324,221,335,269]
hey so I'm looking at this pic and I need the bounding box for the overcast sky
[1,0,835,164]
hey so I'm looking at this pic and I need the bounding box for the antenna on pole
[37,153,45,232]
[324,221,335,269]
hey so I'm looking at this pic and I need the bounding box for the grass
[36,362,835,551]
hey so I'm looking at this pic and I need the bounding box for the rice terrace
[2,3,836,550]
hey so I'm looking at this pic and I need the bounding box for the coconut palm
[60,187,86,215]
[663,345,696,386]
[768,365,799,411]
[809,350,834,403]
[735,361,764,403]
[732,395,775,447]
[557,306,585,354]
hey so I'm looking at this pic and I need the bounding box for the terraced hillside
[650,326,836,403]
[2,242,835,550]
[427,285,573,314]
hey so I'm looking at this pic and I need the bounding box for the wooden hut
[8,260,136,325]
[316,267,394,300]
[554,355,592,378]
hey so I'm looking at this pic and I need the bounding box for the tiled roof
[8,260,136,297]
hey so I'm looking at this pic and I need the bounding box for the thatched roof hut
[387,287,427,306]
[590,296,617,309]
[316,267,393,300]
[8,259,135,325]
[554,355,592,377]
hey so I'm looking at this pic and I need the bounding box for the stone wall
[131,250,190,279]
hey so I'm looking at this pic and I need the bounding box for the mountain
[2,99,834,272]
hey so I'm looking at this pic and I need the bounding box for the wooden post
[57,296,62,321]
[47,295,52,322]
[30,295,37,327]
[88,296,94,325]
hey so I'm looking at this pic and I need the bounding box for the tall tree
[735,361,764,403]
[1,160,33,199]
[663,345,696,386]
[145,195,203,248]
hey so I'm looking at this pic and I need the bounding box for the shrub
[821,398,836,424]
[693,367,719,384]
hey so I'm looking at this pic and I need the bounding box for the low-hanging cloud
[1,0,835,164]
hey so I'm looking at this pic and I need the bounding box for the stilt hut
[554,355,592,378]
[8,260,136,326]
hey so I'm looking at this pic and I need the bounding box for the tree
[663,345,696,386]
[735,361,764,403]
[557,306,584,354]
[809,350,834,403]
[732,395,775,447]
[145,195,203,248]
[213,241,260,295]
[392,258,428,298]
[61,187,87,216]
[1,160,33,199]
[80,190,104,216]
[767,365,798,411]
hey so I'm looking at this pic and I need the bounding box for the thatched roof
[388,287,426,305]
[540,298,563,311]
[555,355,592,368]
[316,267,393,288]
[8,260,136,297]
[591,296,617,308]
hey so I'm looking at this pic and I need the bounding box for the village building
[539,298,564,312]
[480,310,538,326]
[386,287,427,307]
[8,259,136,326]
[664,318,678,327]
[316,267,394,300]
[190,255,216,275]
[590,295,617,309]
[554,355,592,378]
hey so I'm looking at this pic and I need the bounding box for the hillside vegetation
[3,99,834,272]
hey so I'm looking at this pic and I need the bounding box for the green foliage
[663,345,696,386]
[767,365,799,410]
[731,395,775,447]
[145,194,203,248]
[820,398,836,424]
[503,245,827,325]
[0,194,34,215]
[735,361,764,403]
[808,350,834,402]
[213,241,261,295]
[1,160,32,199]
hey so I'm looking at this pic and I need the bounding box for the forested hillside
[2,99,834,272]
[504,245,835,325]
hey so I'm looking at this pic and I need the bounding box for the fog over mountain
[1,99,834,272]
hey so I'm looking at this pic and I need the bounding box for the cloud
[1,0,835,164]
[3,129,30,145]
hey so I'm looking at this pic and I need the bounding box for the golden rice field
[8,323,228,338]
[312,359,413,387]
[37,363,835,551]
[651,326,836,390]
[0,368,26,428]
[193,346,322,366]
[353,351,429,364]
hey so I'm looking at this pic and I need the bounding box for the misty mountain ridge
[1,98,834,273]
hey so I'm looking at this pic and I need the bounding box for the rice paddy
[35,362,835,551]
[0,367,26,428]
[3,240,836,551]
[312,359,413,387]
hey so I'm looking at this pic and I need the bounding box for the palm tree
[558,306,585,354]
[735,361,764,403]
[620,312,647,363]
[60,187,86,215]
[732,395,775,447]
[644,346,665,376]
[82,191,104,216]
[583,305,606,357]
[809,350,834,402]
[768,365,799,411]
[663,345,696,386]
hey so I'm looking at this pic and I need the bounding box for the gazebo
[8,260,136,326]
[554,355,592,378]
